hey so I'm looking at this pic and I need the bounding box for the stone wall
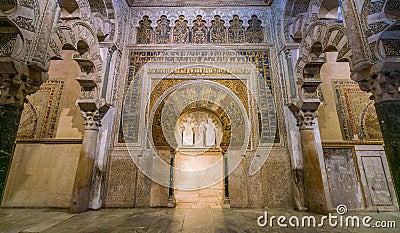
[1,143,81,208]
[105,147,292,208]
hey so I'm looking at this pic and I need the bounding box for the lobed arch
[146,80,250,153]
[48,21,103,74]
[283,0,312,43]
[296,22,353,77]
[283,0,344,44]
[360,0,399,64]
[293,21,354,104]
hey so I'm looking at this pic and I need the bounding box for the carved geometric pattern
[137,16,153,44]
[209,15,226,43]
[368,41,380,63]
[192,15,208,44]
[246,15,264,43]
[0,33,17,56]
[56,28,67,45]
[12,16,35,32]
[337,43,351,61]
[228,15,245,43]
[333,80,382,141]
[385,0,400,16]
[367,21,390,37]
[382,39,400,56]
[155,15,171,44]
[367,0,384,15]
[16,101,37,139]
[49,39,61,57]
[88,0,107,17]
[18,0,34,8]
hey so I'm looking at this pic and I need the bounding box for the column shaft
[375,100,400,201]
[0,105,22,201]
[300,128,329,214]
[70,127,99,213]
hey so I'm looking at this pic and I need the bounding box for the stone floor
[0,208,399,233]
[175,186,224,209]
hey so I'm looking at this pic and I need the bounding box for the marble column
[70,110,101,213]
[222,150,230,208]
[354,66,400,201]
[375,100,400,200]
[0,64,42,202]
[167,150,176,207]
[0,105,22,201]
[340,0,370,71]
[295,110,329,214]
[69,60,109,213]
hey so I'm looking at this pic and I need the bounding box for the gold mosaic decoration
[210,15,226,43]
[17,80,65,139]
[333,80,382,141]
[192,15,207,44]
[173,15,190,44]
[137,16,153,44]
[228,15,245,43]
[155,15,171,44]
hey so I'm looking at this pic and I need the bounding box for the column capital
[0,61,44,106]
[82,110,101,130]
[294,109,318,130]
[352,65,400,103]
[289,100,320,130]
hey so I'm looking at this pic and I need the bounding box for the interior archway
[174,109,224,208]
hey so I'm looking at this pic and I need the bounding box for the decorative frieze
[137,16,154,44]
[155,15,171,44]
[173,15,190,44]
[246,15,264,43]
[130,8,270,45]
[228,15,245,43]
[210,15,226,44]
[192,15,207,44]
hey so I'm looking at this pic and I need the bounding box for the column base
[222,197,230,208]
[167,195,176,208]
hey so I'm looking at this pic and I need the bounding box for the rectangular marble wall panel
[1,143,81,208]
[104,153,136,208]
[135,170,152,207]
[228,148,292,208]
[262,149,292,209]
[150,149,170,207]
[323,148,365,210]
[355,145,398,210]
[247,152,263,207]
[228,150,248,208]
[361,156,392,206]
